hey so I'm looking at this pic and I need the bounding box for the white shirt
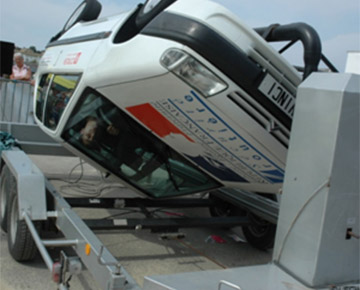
[12,64,31,80]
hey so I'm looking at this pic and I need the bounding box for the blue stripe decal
[190,91,284,174]
[261,169,285,177]
[261,169,284,184]
[167,97,275,183]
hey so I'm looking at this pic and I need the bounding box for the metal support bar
[42,239,79,247]
[84,216,250,231]
[23,211,54,271]
[321,54,339,72]
[65,197,212,209]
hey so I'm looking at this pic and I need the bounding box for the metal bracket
[218,280,242,290]
[97,246,122,275]
[58,251,82,289]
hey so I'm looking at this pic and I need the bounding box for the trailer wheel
[0,165,14,232]
[242,213,276,251]
[7,185,40,262]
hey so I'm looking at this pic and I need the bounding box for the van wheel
[7,184,40,262]
[209,193,276,250]
[136,0,176,29]
[209,194,237,217]
[242,213,276,251]
[0,165,14,232]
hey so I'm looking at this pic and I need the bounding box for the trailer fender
[1,150,47,221]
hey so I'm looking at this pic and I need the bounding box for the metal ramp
[0,78,71,155]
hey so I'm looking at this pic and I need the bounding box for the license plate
[258,74,296,118]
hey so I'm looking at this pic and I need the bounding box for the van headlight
[161,49,227,97]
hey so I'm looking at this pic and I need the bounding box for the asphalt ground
[0,155,272,290]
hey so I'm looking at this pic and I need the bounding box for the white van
[34,0,327,199]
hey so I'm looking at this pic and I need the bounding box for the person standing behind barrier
[10,53,32,81]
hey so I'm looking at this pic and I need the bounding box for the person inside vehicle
[79,114,145,173]
[10,53,32,81]
[80,115,119,148]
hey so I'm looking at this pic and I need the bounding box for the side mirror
[135,0,177,30]
[49,0,102,43]
[113,0,176,44]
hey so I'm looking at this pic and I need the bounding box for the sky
[0,0,359,72]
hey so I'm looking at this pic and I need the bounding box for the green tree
[29,46,37,53]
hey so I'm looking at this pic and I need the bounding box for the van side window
[35,74,81,130]
[35,74,52,122]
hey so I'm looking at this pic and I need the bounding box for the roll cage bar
[255,23,338,79]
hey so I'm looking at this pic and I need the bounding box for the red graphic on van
[126,103,194,143]
[64,52,82,65]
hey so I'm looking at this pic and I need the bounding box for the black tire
[242,213,276,251]
[7,185,40,262]
[209,193,276,250]
[209,194,237,217]
[0,165,14,232]
[63,0,102,32]
[136,0,176,30]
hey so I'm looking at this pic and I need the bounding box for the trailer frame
[0,146,278,290]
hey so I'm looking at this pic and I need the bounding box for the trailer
[0,0,359,289]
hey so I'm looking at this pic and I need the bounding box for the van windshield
[61,87,220,198]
